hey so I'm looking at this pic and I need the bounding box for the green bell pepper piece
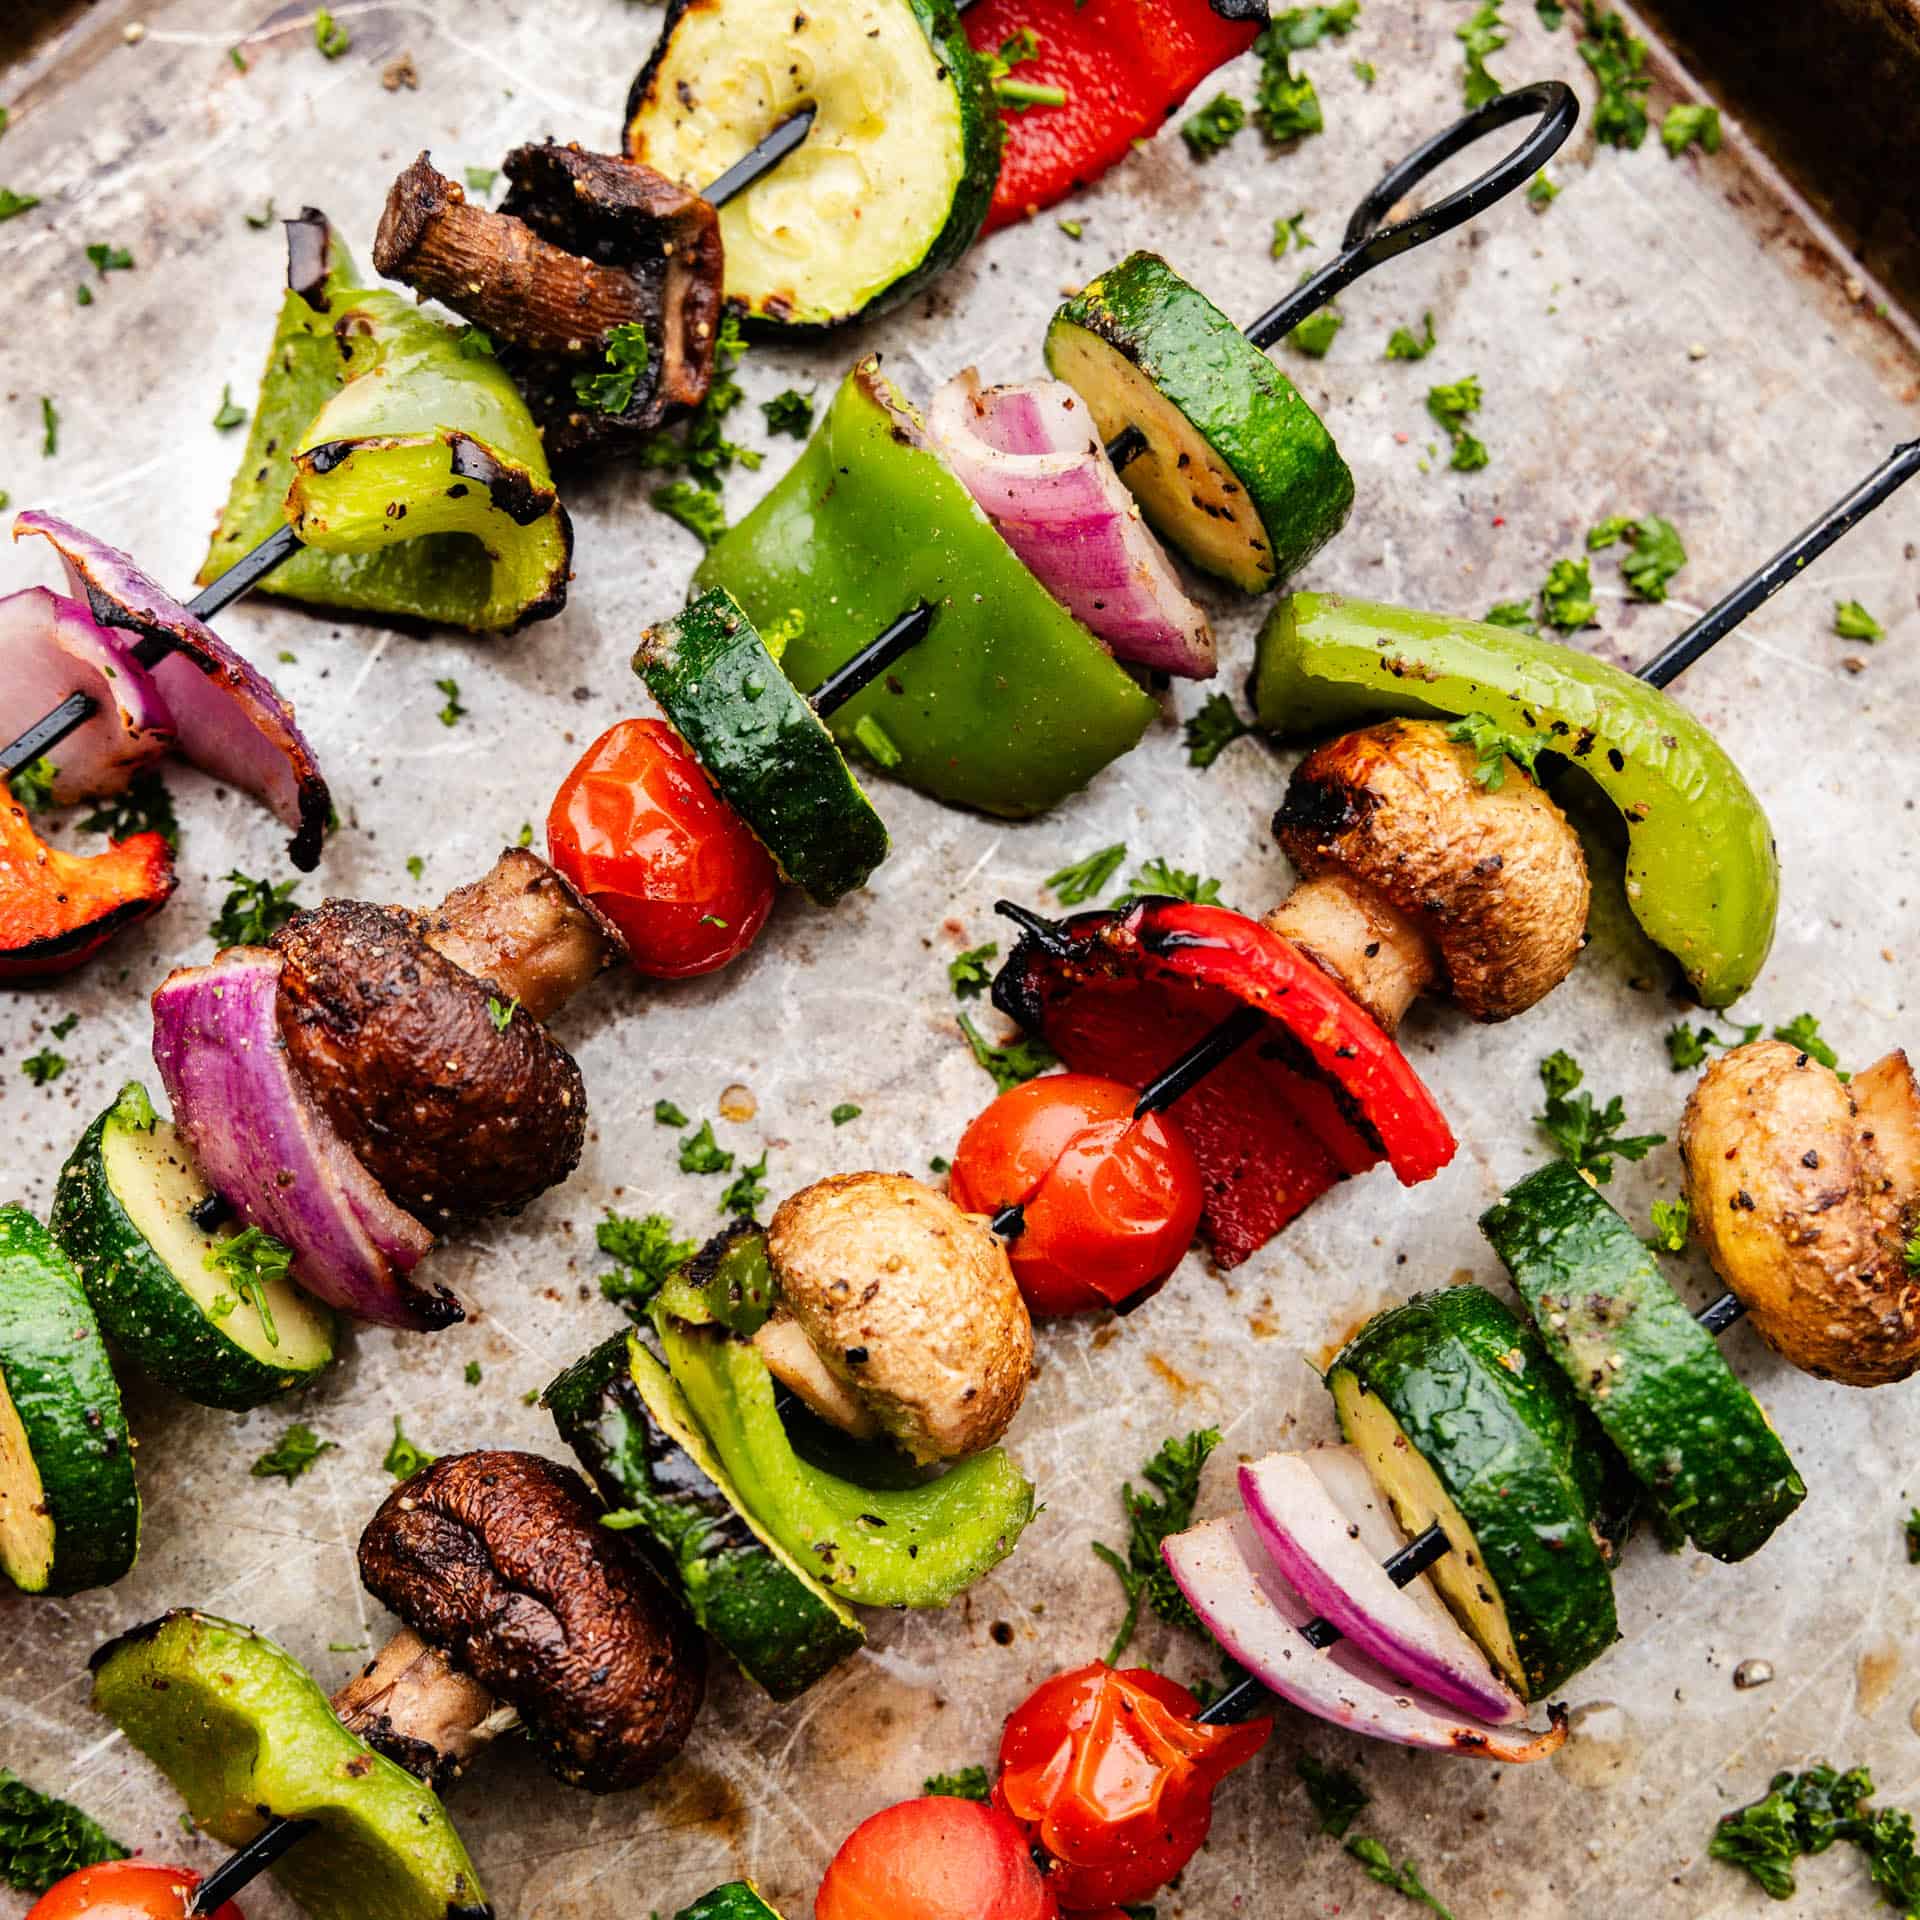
[694,357,1157,818]
[1252,592,1779,1007]
[91,1610,490,1920]
[199,235,571,635]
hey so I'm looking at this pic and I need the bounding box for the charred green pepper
[1252,592,1778,1007]
[695,358,1157,818]
[199,218,571,635]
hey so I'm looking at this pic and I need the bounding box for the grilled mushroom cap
[374,143,722,458]
[357,1451,705,1793]
[273,896,588,1228]
[1680,1040,1920,1386]
[765,1172,1033,1464]
[1270,718,1590,1026]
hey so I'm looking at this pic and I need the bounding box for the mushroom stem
[424,846,624,1021]
[330,1625,521,1792]
[753,1312,881,1440]
[1264,873,1436,1035]
[1853,1050,1920,1206]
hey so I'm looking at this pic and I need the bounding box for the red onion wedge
[1162,1515,1567,1762]
[1239,1449,1524,1725]
[15,512,332,870]
[152,947,454,1331]
[928,369,1216,679]
[0,586,175,803]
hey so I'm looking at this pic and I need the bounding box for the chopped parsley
[20,1048,65,1087]
[8,756,57,809]
[207,869,301,946]
[851,714,900,769]
[1271,211,1315,256]
[250,1422,335,1485]
[598,1210,697,1311]
[405,854,425,882]
[1092,1427,1220,1662]
[0,1771,128,1893]
[1289,306,1343,358]
[1661,103,1722,157]
[1297,1754,1369,1837]
[1772,1012,1846,1078]
[1352,56,1376,84]
[1058,217,1083,239]
[1128,856,1223,906]
[1184,691,1256,769]
[1578,3,1651,150]
[922,1766,991,1802]
[1425,375,1487,470]
[212,384,248,431]
[1047,841,1127,904]
[1446,711,1543,790]
[1181,93,1245,158]
[486,995,518,1031]
[719,1151,770,1218]
[383,1418,436,1481]
[314,7,351,57]
[204,1226,293,1347]
[456,324,495,360]
[679,1119,735,1175]
[75,283,93,307]
[1537,0,1565,22]
[573,321,651,415]
[41,395,58,457]
[830,1102,861,1126]
[1664,1019,1759,1070]
[245,198,276,228]
[948,943,999,999]
[1835,598,1884,642]
[654,1098,690,1127]
[1535,1049,1666,1183]
[465,1361,482,1386]
[79,768,178,846]
[1540,555,1596,629]
[1907,1508,1920,1561]
[929,1154,950,1174]
[1588,513,1687,601]
[1484,600,1538,632]
[1907,1233,1920,1279]
[1710,1764,1920,1911]
[1457,1,1508,108]
[636,313,757,488]
[0,188,41,221]
[958,1012,1059,1095]
[49,1012,77,1040]
[1649,1194,1691,1253]
[1265,2,1360,49]
[1345,1836,1457,1918]
[1252,12,1351,142]
[464,166,498,194]
[1384,312,1436,360]
[760,388,814,438]
[435,677,466,727]
[653,480,729,547]
[1527,169,1559,207]
[84,242,133,275]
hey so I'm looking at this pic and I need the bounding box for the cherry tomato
[948,1074,1204,1317]
[815,1796,1058,1920]
[547,718,778,978]
[994,1663,1270,1909]
[26,1860,245,1920]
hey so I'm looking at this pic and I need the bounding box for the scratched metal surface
[2,2,1918,1916]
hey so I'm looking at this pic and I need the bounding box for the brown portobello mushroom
[762,1172,1033,1464]
[1268,718,1591,1030]
[272,851,609,1228]
[355,1451,705,1793]
[1680,1039,1920,1386]
[374,143,723,459]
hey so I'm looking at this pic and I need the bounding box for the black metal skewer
[1106,79,1579,472]
[184,1816,318,1916]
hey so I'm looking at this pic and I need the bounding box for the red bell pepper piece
[0,779,175,981]
[992,899,1456,1266]
[967,0,1268,232]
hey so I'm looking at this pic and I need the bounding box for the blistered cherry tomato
[948,1074,1204,1316]
[815,1796,1058,1920]
[994,1663,1270,1910]
[26,1860,245,1920]
[547,718,778,978]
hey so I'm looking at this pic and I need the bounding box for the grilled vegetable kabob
[76,1173,1045,1919]
[953,436,1920,1315]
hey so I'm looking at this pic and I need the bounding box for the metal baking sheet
[2,3,1917,1916]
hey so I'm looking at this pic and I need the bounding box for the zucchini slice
[624,0,1000,330]
[1045,253,1354,592]
[91,1610,489,1920]
[52,1083,336,1412]
[1482,1162,1806,1562]
[675,1888,785,1920]
[0,1205,140,1595]
[544,1331,865,1701]
[655,1312,1034,1608]
[1329,1285,1620,1700]
[635,588,890,906]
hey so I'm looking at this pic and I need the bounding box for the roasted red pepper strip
[0,780,174,982]
[968,0,1267,231]
[992,899,1456,1266]
[994,1663,1270,1909]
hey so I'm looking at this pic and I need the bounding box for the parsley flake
[1289,305,1344,358]
[41,396,58,457]
[0,1772,127,1893]
[830,1102,861,1126]
[383,1418,436,1481]
[0,188,41,222]
[654,1098,690,1127]
[1446,711,1543,790]
[208,869,300,946]
[679,1120,735,1176]
[1425,374,1486,469]
[1297,1754,1369,1837]
[1527,169,1559,207]
[760,389,815,438]
[1664,1019,1759,1070]
[464,166,498,194]
[653,480,728,547]
[1345,1836,1457,1918]
[922,1766,991,1802]
[212,384,248,431]
[1540,555,1597,629]
[1271,211,1314,256]
[1182,93,1246,158]
[205,1226,293,1347]
[1457,1,1508,108]
[84,242,133,275]
[1047,842,1127,904]
[948,942,999,999]
[8,757,56,809]
[1092,1428,1220,1662]
[1483,600,1538,633]
[1661,102,1721,158]
[572,322,651,415]
[1772,1012,1847,1079]
[1385,312,1436,360]
[1835,599,1884,642]
[486,995,518,1032]
[79,768,176,845]
[958,1013,1059,1095]
[1127,856,1224,906]
[20,1048,65,1087]
[250,1422,335,1485]
[1578,4,1651,150]
[314,8,351,58]
[1535,1049,1665,1183]
[598,1210,697,1312]
[1184,691,1255,769]
[720,1151,770,1218]
[1649,1194,1691,1252]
